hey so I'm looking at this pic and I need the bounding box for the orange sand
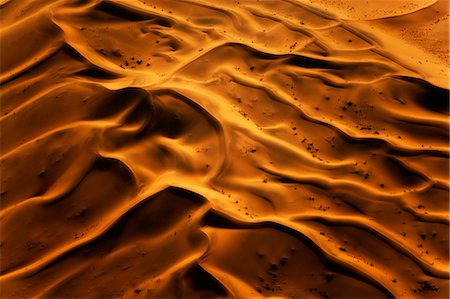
[0,0,449,298]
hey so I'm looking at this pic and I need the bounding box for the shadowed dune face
[0,0,449,298]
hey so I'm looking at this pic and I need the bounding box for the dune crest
[0,0,448,298]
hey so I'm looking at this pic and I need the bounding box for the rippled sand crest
[0,0,449,298]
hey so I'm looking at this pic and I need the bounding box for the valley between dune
[0,0,449,298]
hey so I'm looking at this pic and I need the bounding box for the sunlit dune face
[0,0,448,298]
[309,0,438,20]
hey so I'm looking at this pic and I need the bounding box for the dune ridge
[0,0,449,298]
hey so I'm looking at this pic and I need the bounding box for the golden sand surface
[0,0,449,298]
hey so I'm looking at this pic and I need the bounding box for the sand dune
[0,0,449,298]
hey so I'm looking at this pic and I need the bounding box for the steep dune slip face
[0,0,449,298]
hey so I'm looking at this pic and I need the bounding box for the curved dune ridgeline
[0,0,449,298]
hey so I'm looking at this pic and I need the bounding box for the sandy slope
[0,0,449,298]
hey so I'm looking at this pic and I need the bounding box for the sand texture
[0,0,449,298]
